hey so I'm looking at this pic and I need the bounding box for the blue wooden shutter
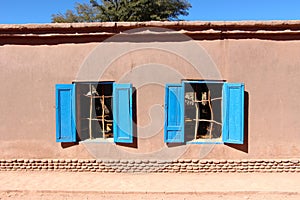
[55,84,76,142]
[113,83,133,143]
[222,83,244,144]
[164,83,184,143]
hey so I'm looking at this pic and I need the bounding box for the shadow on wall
[225,91,249,153]
[4,32,300,46]
[61,142,79,149]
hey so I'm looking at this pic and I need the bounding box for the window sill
[186,138,223,144]
[79,138,114,143]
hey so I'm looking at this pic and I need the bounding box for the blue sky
[1,0,300,24]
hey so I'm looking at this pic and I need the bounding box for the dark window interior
[76,82,113,141]
[184,83,223,142]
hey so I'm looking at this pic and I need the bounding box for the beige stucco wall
[1,23,300,160]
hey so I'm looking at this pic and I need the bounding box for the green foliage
[51,0,191,23]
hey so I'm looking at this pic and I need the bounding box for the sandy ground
[1,191,300,200]
[0,171,299,199]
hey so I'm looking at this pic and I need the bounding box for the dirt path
[0,171,299,199]
[1,191,299,200]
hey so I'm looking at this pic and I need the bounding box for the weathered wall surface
[192,40,300,159]
[0,44,97,159]
[0,22,300,160]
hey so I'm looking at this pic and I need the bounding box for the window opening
[76,82,113,141]
[184,83,223,142]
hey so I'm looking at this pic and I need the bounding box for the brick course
[0,159,299,173]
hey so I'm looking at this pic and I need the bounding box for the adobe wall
[0,21,300,161]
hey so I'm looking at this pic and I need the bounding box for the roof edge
[2,20,300,34]
[2,21,300,44]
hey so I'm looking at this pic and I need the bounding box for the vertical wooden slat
[222,83,244,144]
[56,84,76,142]
[113,83,133,143]
[164,83,185,143]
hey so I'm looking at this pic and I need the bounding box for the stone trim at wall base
[0,159,299,173]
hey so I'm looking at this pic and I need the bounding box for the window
[76,82,113,141]
[184,82,223,142]
[55,82,133,143]
[164,80,244,144]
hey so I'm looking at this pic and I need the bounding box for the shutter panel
[113,83,133,143]
[55,84,76,142]
[222,83,244,144]
[164,83,185,143]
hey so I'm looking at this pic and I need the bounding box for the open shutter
[55,84,76,142]
[113,83,133,143]
[222,83,244,144]
[164,83,184,143]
